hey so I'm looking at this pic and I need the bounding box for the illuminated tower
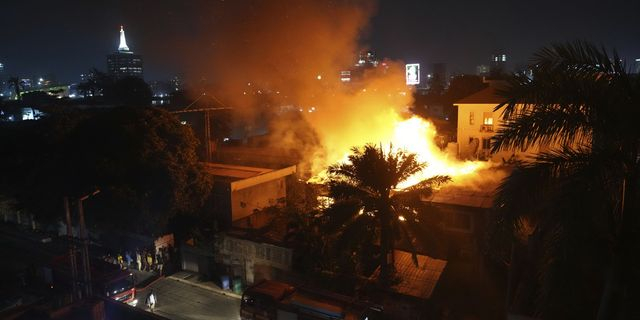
[118,26,130,51]
[107,26,144,80]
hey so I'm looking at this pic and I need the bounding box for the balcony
[480,124,494,132]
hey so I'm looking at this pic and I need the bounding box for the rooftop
[422,168,507,209]
[455,86,507,105]
[202,162,273,180]
[371,250,447,300]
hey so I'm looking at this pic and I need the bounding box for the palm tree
[491,41,640,319]
[322,144,449,283]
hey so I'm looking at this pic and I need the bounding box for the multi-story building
[107,26,143,80]
[490,51,507,74]
[476,64,490,76]
[454,83,542,162]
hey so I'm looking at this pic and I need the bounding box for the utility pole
[204,110,212,162]
[77,189,100,298]
[64,197,79,301]
[170,106,231,163]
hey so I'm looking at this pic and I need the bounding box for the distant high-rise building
[107,26,144,80]
[170,76,183,91]
[0,62,4,76]
[476,64,490,76]
[356,50,378,68]
[635,58,640,74]
[490,51,507,74]
[431,63,447,81]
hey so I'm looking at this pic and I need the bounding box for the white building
[454,85,540,162]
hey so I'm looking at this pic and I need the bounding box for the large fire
[310,111,488,189]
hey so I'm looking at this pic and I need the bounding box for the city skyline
[1,0,639,83]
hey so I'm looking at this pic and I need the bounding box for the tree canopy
[491,41,640,319]
[0,107,211,235]
[321,144,449,282]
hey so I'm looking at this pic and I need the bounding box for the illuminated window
[469,112,474,125]
[483,112,493,125]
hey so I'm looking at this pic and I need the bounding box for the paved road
[136,277,241,320]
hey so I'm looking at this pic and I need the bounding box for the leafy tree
[0,107,212,235]
[104,76,152,106]
[322,144,449,283]
[491,41,640,319]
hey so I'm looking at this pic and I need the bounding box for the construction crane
[170,93,231,162]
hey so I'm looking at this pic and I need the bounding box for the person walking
[145,289,157,312]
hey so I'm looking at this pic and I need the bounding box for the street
[136,277,241,320]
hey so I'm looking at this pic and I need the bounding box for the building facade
[107,26,143,80]
[455,85,542,162]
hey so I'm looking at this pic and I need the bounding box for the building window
[483,112,493,125]
[469,112,474,125]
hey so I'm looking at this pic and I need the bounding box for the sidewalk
[167,271,242,299]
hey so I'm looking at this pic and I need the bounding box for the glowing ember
[310,112,488,189]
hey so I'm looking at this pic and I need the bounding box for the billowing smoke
[153,0,414,174]
[117,0,430,180]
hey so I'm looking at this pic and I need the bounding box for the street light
[78,189,100,298]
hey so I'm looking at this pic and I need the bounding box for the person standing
[156,251,164,276]
[117,253,124,270]
[136,250,142,271]
[146,251,153,272]
[125,251,132,269]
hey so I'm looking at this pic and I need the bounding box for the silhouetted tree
[0,107,212,234]
[322,144,449,283]
[491,41,640,319]
[105,76,152,106]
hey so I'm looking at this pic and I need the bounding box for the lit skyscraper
[107,26,144,80]
[490,51,507,74]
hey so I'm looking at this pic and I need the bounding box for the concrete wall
[217,235,292,284]
[230,178,286,222]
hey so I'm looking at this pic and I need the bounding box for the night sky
[1,0,639,83]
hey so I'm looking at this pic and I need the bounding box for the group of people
[104,245,175,277]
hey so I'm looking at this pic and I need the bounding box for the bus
[49,254,137,306]
[240,280,383,320]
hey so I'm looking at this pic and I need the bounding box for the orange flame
[310,112,488,189]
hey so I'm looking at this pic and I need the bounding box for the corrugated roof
[422,170,506,209]
[455,86,506,105]
[371,250,447,300]
[424,185,495,209]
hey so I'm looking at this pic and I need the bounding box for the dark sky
[1,0,639,83]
